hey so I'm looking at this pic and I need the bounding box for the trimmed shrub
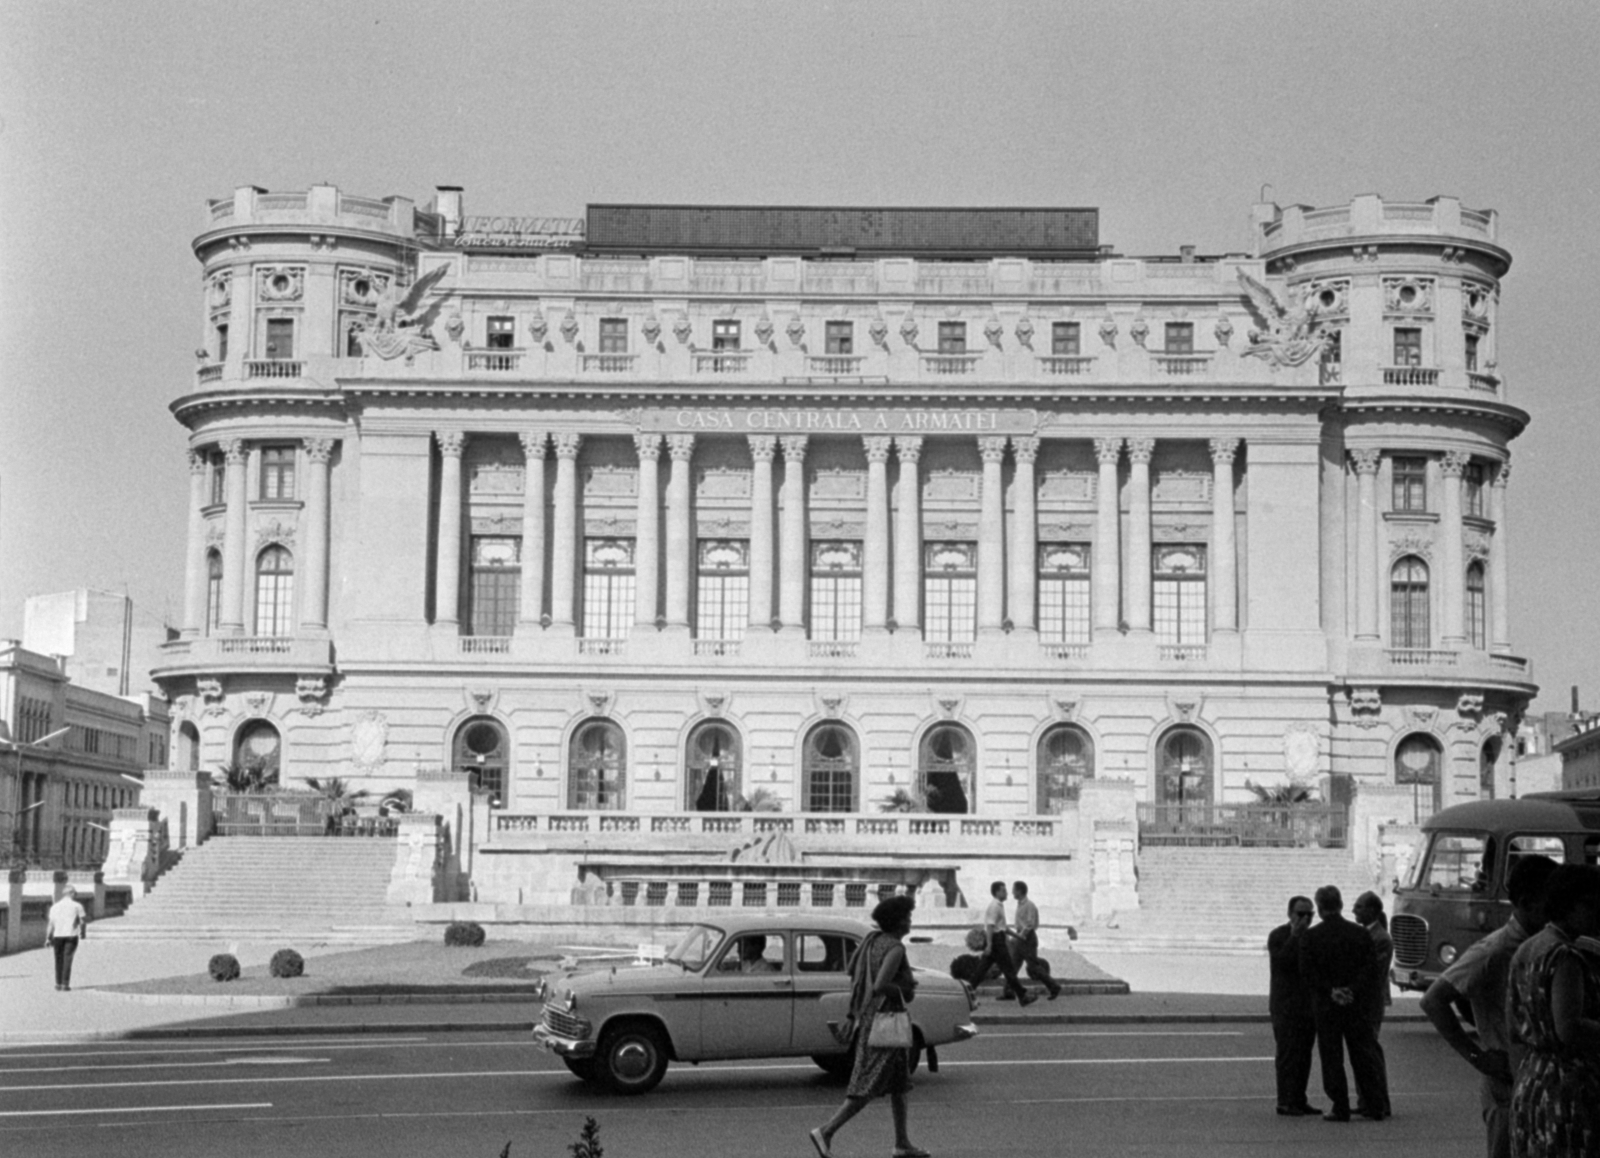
[948,953,984,986]
[444,920,486,947]
[209,953,241,982]
[270,948,305,979]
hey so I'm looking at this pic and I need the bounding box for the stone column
[518,431,549,629]
[1093,438,1123,633]
[1490,461,1511,653]
[1009,436,1039,632]
[893,437,923,632]
[182,451,208,636]
[549,432,582,632]
[1440,450,1469,647]
[1352,449,1381,641]
[434,431,465,628]
[301,437,335,630]
[747,436,777,631]
[633,433,662,631]
[665,434,695,631]
[1125,438,1155,633]
[978,436,1008,632]
[779,435,809,633]
[1209,438,1240,633]
[863,436,893,632]
[219,437,249,634]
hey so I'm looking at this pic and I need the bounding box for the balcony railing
[1320,361,1343,386]
[1043,643,1089,660]
[494,809,1062,844]
[1158,644,1208,661]
[196,364,224,385]
[1152,354,1211,377]
[1386,647,1459,666]
[1382,365,1440,387]
[459,636,511,655]
[244,360,303,380]
[806,355,866,375]
[808,640,858,659]
[466,349,523,373]
[694,351,751,374]
[1138,803,1347,849]
[580,352,638,373]
[1040,355,1093,376]
[694,639,741,657]
[925,642,973,660]
[921,353,982,376]
[156,635,332,669]
[578,638,627,656]
[1468,372,1500,394]
[218,637,294,655]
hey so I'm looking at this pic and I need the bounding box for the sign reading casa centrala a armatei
[639,408,1037,434]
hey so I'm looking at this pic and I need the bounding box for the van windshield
[1420,832,1489,892]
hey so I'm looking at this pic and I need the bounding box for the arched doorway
[1479,735,1502,800]
[1396,733,1444,820]
[919,723,974,814]
[803,723,859,813]
[1038,725,1094,814]
[232,720,281,788]
[1156,726,1213,812]
[453,716,509,806]
[686,721,742,812]
[568,719,625,810]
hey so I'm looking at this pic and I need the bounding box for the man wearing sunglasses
[1268,895,1321,1116]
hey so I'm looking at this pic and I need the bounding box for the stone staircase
[1074,846,1379,956]
[94,836,420,944]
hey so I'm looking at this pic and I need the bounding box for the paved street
[0,1020,1484,1158]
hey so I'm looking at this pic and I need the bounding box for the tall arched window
[255,545,295,637]
[1157,726,1213,808]
[1037,726,1094,814]
[453,716,509,806]
[1391,556,1430,649]
[205,551,223,635]
[233,720,281,787]
[686,721,742,812]
[918,723,974,814]
[1395,733,1443,820]
[1466,562,1487,651]
[177,721,200,773]
[568,719,626,811]
[1479,735,1502,801]
[804,723,859,813]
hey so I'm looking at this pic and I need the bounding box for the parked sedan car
[533,914,979,1094]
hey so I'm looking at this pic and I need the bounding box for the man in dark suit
[1299,884,1386,1122]
[1268,895,1321,1116]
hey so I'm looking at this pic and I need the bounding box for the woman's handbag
[867,988,914,1049]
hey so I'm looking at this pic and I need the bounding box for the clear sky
[1,0,1596,713]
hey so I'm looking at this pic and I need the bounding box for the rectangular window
[1392,456,1428,512]
[581,539,635,640]
[209,453,227,506]
[810,541,863,642]
[1164,322,1194,354]
[216,323,229,363]
[696,540,749,641]
[1393,327,1422,366]
[1051,322,1081,356]
[264,318,295,360]
[825,321,854,355]
[1467,568,1487,651]
[206,554,223,634]
[923,542,977,643]
[259,446,296,501]
[1153,545,1207,646]
[486,316,515,350]
[467,536,521,636]
[1465,332,1480,373]
[937,321,967,354]
[1464,462,1486,518]
[1037,544,1091,645]
[712,320,741,350]
[598,318,628,354]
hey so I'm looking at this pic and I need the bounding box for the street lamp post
[2,726,71,866]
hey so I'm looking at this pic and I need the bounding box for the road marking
[0,1102,273,1119]
[0,1038,448,1062]
[0,1058,329,1076]
[980,1031,1245,1038]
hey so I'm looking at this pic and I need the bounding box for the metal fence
[1137,803,1347,849]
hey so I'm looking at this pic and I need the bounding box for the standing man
[1352,891,1394,1119]
[1421,854,1558,1158]
[1011,881,1063,1000]
[1299,884,1385,1122]
[1268,895,1321,1116]
[46,885,87,992]
[976,881,1037,1006]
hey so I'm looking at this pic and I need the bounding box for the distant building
[23,590,175,697]
[1555,714,1600,791]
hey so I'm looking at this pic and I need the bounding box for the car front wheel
[563,1056,599,1084]
[598,1022,670,1095]
[811,1051,854,1080]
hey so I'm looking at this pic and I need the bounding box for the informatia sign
[452,216,587,249]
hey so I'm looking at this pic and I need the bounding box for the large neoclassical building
[151,185,1532,905]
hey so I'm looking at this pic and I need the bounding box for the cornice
[170,386,348,427]
[192,222,419,260]
[1336,394,1529,436]
[1261,232,1511,278]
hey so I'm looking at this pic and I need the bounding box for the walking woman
[810,894,927,1158]
[1506,863,1600,1158]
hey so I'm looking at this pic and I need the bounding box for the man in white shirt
[976,881,1037,1005]
[1012,881,1063,1000]
[46,885,88,992]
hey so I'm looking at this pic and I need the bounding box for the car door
[698,932,794,1058]
[790,931,859,1055]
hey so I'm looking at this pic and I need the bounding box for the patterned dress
[846,931,915,1099]
[1507,925,1600,1158]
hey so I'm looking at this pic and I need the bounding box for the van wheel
[812,1052,853,1080]
[598,1022,669,1095]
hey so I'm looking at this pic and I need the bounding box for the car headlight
[1438,943,1458,966]
[564,991,579,1013]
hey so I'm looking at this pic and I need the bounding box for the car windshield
[665,924,724,970]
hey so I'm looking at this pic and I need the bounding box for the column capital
[303,437,336,464]
[780,435,809,461]
[864,435,893,463]
[1441,450,1471,478]
[1208,437,1240,465]
[1093,437,1124,465]
[1492,459,1511,488]
[1125,438,1156,464]
[666,433,695,461]
[1011,436,1040,464]
[187,450,207,475]
[1349,448,1381,475]
[633,432,662,461]
[435,430,466,457]
[978,436,1008,464]
[520,430,550,460]
[748,434,777,462]
[219,437,246,464]
[553,432,583,459]
[894,435,923,463]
